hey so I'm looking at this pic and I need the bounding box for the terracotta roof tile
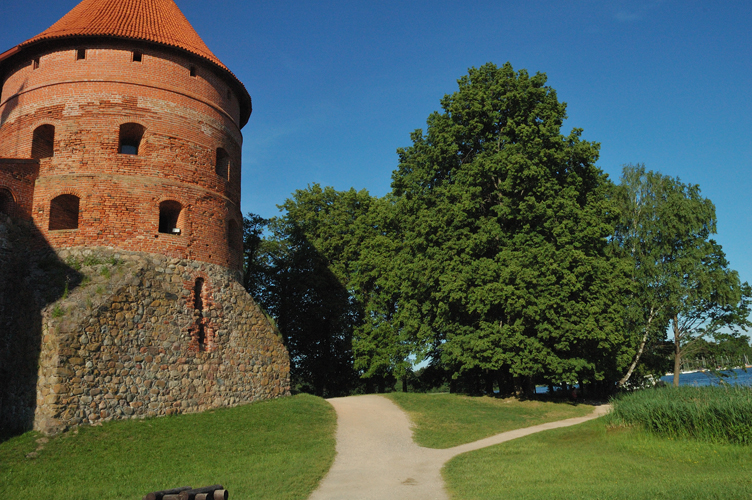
[21,0,228,71]
[11,0,252,126]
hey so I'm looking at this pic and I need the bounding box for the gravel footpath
[309,395,610,500]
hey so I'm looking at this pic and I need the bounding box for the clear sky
[2,0,750,286]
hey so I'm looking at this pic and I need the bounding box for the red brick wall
[0,42,246,270]
[0,158,39,219]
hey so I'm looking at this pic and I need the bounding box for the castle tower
[0,0,290,435]
[0,0,251,270]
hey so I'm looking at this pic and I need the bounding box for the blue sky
[2,0,750,286]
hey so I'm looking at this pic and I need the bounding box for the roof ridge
[3,0,253,128]
[20,0,226,71]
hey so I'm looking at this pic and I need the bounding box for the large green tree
[668,241,751,385]
[613,164,751,387]
[245,186,377,396]
[385,62,631,394]
[242,213,269,298]
[347,195,417,392]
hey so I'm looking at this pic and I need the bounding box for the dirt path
[309,395,610,500]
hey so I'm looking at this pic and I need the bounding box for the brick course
[0,0,290,435]
[0,158,38,218]
[0,42,245,270]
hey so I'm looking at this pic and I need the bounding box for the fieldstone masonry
[35,246,289,434]
[0,0,291,435]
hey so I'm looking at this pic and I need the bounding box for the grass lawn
[385,393,593,448]
[0,394,335,500]
[443,418,752,500]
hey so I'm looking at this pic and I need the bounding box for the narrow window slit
[194,278,204,311]
[191,278,208,351]
[76,49,86,60]
[215,148,230,180]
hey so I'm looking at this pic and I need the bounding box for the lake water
[534,367,752,394]
[659,367,752,387]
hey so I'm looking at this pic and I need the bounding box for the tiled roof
[7,0,252,126]
[21,0,228,72]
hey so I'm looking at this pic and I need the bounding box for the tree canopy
[242,63,750,397]
[613,164,751,387]
[379,62,631,394]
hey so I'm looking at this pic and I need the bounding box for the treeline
[243,62,751,398]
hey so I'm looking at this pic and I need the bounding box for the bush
[607,385,752,445]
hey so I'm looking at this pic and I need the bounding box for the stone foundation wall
[20,245,288,434]
[0,216,48,434]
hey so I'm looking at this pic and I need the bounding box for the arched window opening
[158,200,182,235]
[228,219,241,251]
[119,123,144,155]
[0,188,15,216]
[215,148,230,180]
[31,124,55,159]
[49,194,80,230]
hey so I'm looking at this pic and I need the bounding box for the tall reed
[607,385,752,445]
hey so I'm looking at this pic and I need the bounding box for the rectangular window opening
[132,51,142,63]
[189,66,196,77]
[76,49,86,61]
[32,58,39,70]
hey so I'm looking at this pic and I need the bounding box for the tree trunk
[513,376,523,396]
[402,374,408,393]
[484,370,494,395]
[497,367,514,396]
[673,315,681,387]
[618,307,656,387]
[526,376,535,397]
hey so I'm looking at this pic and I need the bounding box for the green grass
[100,265,111,278]
[607,385,752,445]
[0,394,335,500]
[443,418,752,500]
[385,393,593,448]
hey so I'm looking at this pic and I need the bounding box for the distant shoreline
[665,365,752,376]
[660,367,752,387]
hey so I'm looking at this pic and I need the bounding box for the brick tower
[0,0,250,270]
[0,0,290,434]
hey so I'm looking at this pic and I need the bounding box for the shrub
[607,385,752,445]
